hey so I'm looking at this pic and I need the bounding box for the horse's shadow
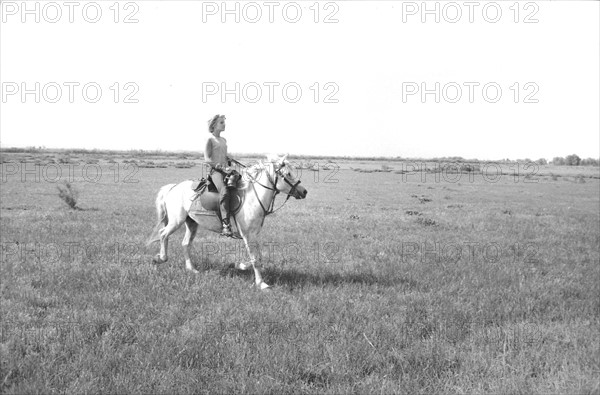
[217,263,421,290]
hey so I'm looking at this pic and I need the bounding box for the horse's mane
[245,155,283,175]
[238,157,269,188]
[240,155,286,188]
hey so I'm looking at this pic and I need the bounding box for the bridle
[246,162,302,217]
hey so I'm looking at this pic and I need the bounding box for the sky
[1,0,599,160]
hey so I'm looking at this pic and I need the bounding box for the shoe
[220,220,233,237]
[225,172,239,189]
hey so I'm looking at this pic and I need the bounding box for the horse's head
[267,154,308,199]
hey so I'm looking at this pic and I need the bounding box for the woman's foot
[220,219,233,237]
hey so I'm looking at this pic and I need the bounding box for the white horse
[147,155,307,289]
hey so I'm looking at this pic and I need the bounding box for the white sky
[1,1,598,160]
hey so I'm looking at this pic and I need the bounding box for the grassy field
[1,151,599,394]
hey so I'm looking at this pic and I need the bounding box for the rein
[245,163,300,217]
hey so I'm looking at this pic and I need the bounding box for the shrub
[57,181,79,210]
[174,161,195,168]
[460,163,480,173]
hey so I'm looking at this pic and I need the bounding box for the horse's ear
[281,154,288,164]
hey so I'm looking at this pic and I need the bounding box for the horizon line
[1,146,599,164]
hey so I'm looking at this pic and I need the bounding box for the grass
[0,152,599,394]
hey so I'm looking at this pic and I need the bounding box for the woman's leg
[211,171,232,235]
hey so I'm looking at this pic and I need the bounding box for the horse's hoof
[186,264,200,274]
[236,262,250,271]
[185,262,200,274]
[258,282,270,291]
[152,255,167,264]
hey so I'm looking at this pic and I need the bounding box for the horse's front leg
[238,233,269,290]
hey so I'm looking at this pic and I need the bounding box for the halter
[246,162,301,217]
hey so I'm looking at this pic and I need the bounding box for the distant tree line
[1,147,598,166]
[549,154,599,167]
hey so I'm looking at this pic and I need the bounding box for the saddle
[191,177,217,194]
[188,173,243,222]
[190,171,241,194]
[189,177,219,219]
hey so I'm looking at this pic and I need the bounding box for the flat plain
[1,151,599,394]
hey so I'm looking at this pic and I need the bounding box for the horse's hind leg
[154,218,182,264]
[182,217,199,273]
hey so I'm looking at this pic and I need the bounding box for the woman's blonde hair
[208,114,225,133]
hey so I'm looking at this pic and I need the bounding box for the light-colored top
[204,135,228,167]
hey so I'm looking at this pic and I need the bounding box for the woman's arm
[204,138,212,163]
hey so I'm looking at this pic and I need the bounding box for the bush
[57,181,79,210]
[174,161,195,168]
[460,163,480,173]
[58,156,73,164]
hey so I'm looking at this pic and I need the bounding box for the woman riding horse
[204,114,238,237]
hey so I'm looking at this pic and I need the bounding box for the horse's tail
[146,184,175,246]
